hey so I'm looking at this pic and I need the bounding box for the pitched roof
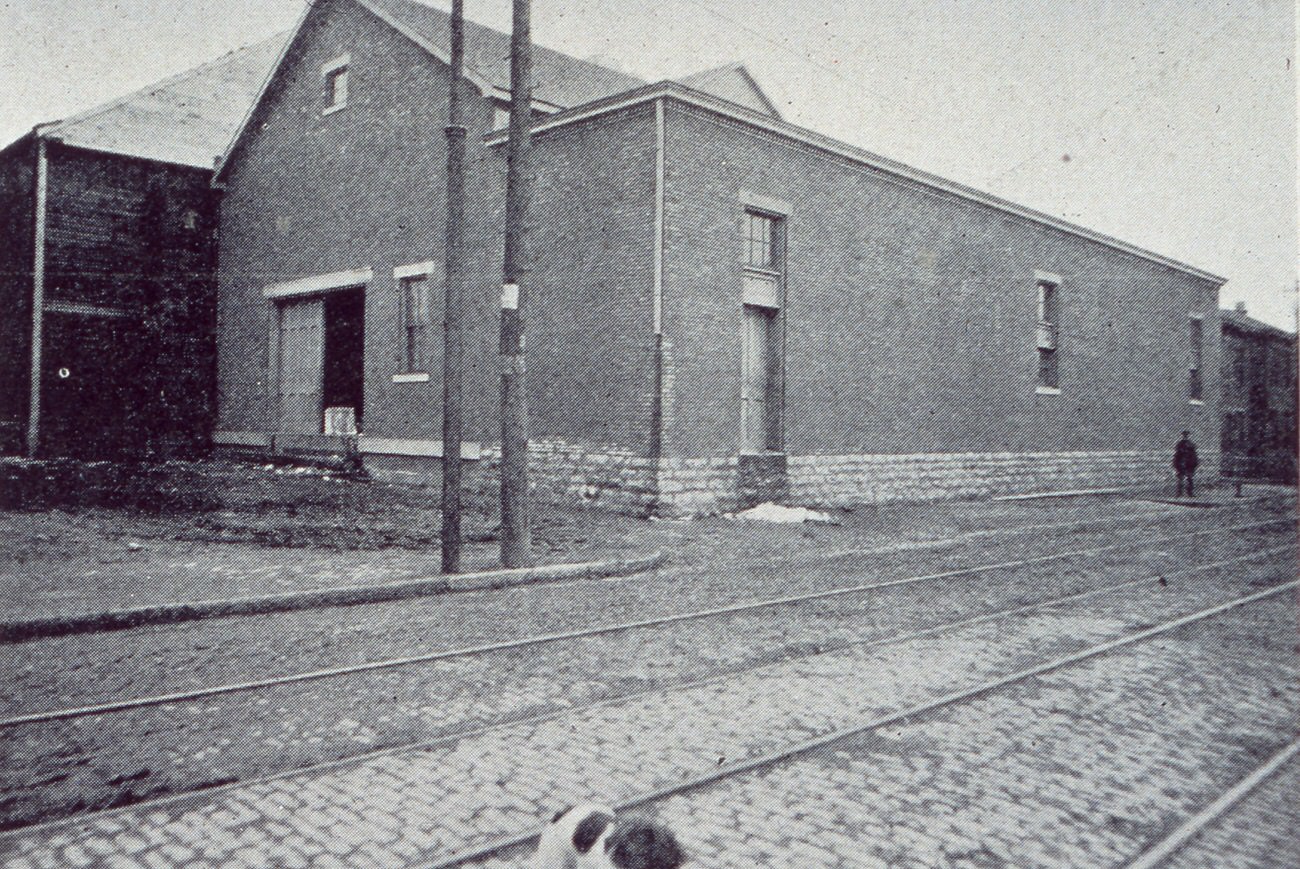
[359,0,645,108]
[1222,308,1296,340]
[487,81,1226,285]
[39,33,288,170]
[676,63,781,119]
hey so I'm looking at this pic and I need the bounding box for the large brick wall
[216,4,1224,514]
[659,101,1221,464]
[217,0,658,458]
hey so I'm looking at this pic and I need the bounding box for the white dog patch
[531,804,686,869]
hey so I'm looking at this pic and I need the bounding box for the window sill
[1036,386,1061,395]
[322,102,347,116]
[392,372,430,383]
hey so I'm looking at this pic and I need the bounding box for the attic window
[322,54,350,114]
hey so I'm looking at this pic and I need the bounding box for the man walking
[1173,430,1199,498]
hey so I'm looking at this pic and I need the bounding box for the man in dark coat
[1173,430,1199,497]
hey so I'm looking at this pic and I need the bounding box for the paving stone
[0,543,1292,869]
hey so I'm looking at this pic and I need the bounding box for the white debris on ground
[724,502,838,524]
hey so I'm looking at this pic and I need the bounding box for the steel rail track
[431,576,1300,869]
[0,517,1288,729]
[0,543,1290,844]
[1121,737,1300,869]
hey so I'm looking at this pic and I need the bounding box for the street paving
[1158,749,1300,869]
[1,551,1294,868]
[6,511,1283,830]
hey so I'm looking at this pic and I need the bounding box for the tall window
[1036,278,1059,391]
[745,211,780,270]
[741,207,784,451]
[1188,316,1203,400]
[402,275,431,373]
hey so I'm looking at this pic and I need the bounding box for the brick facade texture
[215,0,1223,514]
[217,0,656,455]
[659,103,1220,462]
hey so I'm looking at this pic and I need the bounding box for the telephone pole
[499,0,533,567]
[440,0,466,573]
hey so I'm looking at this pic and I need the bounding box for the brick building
[1220,304,1297,482]
[0,36,283,457]
[211,0,1225,514]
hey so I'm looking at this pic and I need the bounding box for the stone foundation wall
[495,440,660,515]
[233,438,1219,517]
[656,457,740,516]
[786,449,1218,508]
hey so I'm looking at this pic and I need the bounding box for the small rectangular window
[322,54,350,114]
[745,211,780,270]
[1036,277,1059,391]
[326,68,348,109]
[402,276,431,373]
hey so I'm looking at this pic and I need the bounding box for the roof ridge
[45,32,289,140]
[362,0,644,90]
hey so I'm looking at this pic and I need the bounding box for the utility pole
[499,0,533,567]
[440,0,466,573]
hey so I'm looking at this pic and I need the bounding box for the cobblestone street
[0,498,1289,828]
[0,493,1294,868]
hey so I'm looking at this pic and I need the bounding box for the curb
[0,552,669,645]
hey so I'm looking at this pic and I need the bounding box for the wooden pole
[499,0,533,567]
[440,0,466,573]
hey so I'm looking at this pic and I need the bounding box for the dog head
[601,818,685,869]
[538,806,685,869]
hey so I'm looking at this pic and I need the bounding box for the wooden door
[276,298,325,434]
[741,305,773,452]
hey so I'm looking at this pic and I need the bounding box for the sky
[2,0,1296,329]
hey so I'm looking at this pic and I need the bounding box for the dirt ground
[0,456,1286,622]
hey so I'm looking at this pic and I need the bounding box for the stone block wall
[313,443,1220,518]
[786,449,1216,508]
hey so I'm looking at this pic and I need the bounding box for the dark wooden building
[0,35,282,457]
[1220,304,1298,482]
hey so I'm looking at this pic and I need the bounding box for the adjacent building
[0,36,283,457]
[1220,304,1297,482]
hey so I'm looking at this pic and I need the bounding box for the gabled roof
[216,0,646,180]
[361,0,645,108]
[1222,308,1296,340]
[36,33,288,170]
[676,63,781,119]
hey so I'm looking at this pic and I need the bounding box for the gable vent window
[1035,273,1060,393]
[322,54,350,114]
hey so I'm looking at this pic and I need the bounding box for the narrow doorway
[741,303,778,452]
[322,289,364,434]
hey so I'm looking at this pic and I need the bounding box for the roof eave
[212,0,315,184]
[39,134,217,172]
[485,81,1225,285]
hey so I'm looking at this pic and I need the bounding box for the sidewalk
[2,553,1291,869]
[2,453,1233,623]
